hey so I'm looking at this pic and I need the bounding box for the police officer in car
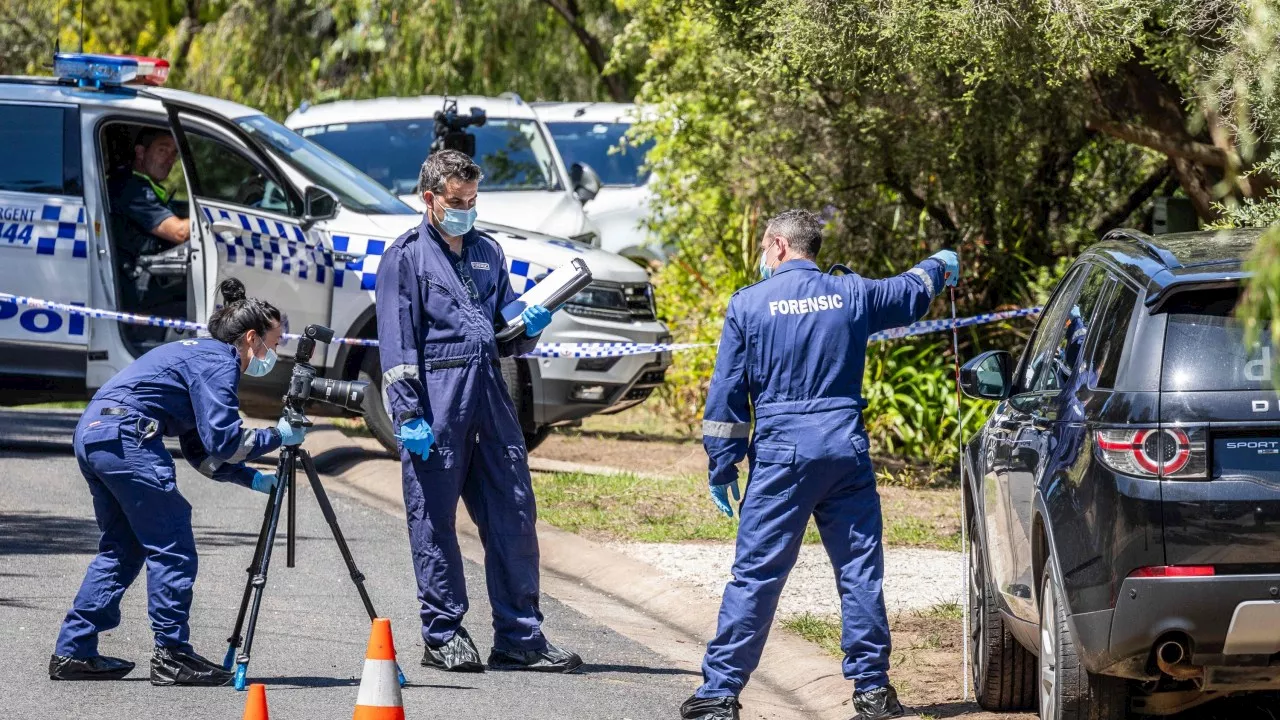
[681,210,959,720]
[108,127,189,317]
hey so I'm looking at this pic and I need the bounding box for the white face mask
[245,336,277,377]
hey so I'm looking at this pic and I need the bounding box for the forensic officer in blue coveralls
[376,150,582,673]
[50,278,307,686]
[681,210,959,720]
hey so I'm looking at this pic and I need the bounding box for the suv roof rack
[1102,228,1183,270]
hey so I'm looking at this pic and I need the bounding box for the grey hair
[764,209,824,258]
[417,149,485,195]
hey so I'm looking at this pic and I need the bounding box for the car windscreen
[1161,288,1275,391]
[544,121,653,187]
[295,118,561,194]
[236,115,414,215]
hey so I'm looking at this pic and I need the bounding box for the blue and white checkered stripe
[328,233,549,294]
[868,307,1042,342]
[37,203,88,260]
[202,206,334,284]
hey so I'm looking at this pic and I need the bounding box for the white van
[285,95,605,247]
[533,102,663,263]
[0,54,670,451]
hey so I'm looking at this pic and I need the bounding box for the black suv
[960,228,1279,718]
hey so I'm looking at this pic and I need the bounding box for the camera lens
[309,377,368,414]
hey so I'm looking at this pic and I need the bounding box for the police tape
[0,292,1042,359]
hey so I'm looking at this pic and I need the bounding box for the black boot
[422,627,484,672]
[680,694,741,720]
[150,646,233,687]
[850,685,906,720]
[48,654,135,681]
[487,641,583,673]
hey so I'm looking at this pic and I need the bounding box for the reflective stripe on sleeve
[909,267,935,297]
[226,428,258,464]
[198,456,222,478]
[381,364,420,417]
[703,420,750,439]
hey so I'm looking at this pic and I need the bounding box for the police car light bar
[53,53,170,88]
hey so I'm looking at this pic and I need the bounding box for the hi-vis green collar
[133,171,170,204]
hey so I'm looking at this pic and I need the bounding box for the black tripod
[221,438,405,691]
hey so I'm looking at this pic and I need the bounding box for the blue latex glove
[276,417,306,446]
[931,249,959,288]
[396,417,435,460]
[521,305,552,337]
[250,471,278,494]
[709,480,741,518]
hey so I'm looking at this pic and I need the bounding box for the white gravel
[610,542,962,618]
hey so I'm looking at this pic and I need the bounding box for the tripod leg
[298,449,407,687]
[224,479,280,670]
[231,448,294,691]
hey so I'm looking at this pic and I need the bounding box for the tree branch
[881,172,959,238]
[539,0,629,101]
[1086,117,1238,170]
[1091,163,1173,236]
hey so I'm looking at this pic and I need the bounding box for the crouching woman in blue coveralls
[50,278,306,686]
[681,210,959,720]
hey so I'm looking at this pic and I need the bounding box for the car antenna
[78,0,85,52]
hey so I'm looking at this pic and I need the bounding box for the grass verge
[533,470,962,549]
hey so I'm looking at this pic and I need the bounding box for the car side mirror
[569,162,601,204]
[303,185,340,226]
[961,350,1013,400]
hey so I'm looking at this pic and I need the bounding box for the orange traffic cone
[242,683,269,720]
[353,618,405,720]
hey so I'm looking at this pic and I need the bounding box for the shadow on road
[0,511,100,555]
[310,445,395,476]
[580,663,700,677]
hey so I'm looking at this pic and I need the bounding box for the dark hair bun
[220,278,247,304]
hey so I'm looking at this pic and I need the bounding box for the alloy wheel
[1039,576,1058,720]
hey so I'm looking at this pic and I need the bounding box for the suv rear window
[1161,288,1274,391]
[0,105,81,196]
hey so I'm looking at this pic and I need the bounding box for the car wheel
[360,348,398,455]
[1039,566,1128,720]
[970,513,1038,711]
[498,357,549,451]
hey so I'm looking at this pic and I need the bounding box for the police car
[0,53,671,451]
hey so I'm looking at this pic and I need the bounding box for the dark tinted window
[1032,264,1110,392]
[1087,283,1138,389]
[545,122,654,187]
[1161,288,1274,391]
[0,105,81,195]
[186,133,293,214]
[1018,266,1083,393]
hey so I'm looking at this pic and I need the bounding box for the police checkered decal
[0,201,88,260]
[202,206,331,284]
[330,235,386,291]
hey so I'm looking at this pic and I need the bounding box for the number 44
[0,223,35,245]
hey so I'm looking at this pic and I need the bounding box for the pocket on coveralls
[748,442,796,499]
[78,420,120,446]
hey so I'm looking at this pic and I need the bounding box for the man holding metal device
[376,149,584,673]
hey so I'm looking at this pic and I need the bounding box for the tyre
[498,357,550,451]
[359,348,398,454]
[1039,566,1128,720]
[970,513,1038,711]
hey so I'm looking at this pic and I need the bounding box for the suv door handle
[211,220,240,236]
[333,251,366,264]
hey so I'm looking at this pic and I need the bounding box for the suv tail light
[1128,565,1215,578]
[1095,427,1208,479]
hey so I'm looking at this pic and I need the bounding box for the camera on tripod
[282,324,368,427]
[430,97,487,157]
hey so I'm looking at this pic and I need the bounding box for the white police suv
[0,54,670,451]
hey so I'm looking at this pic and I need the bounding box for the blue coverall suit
[697,256,947,698]
[375,216,545,651]
[54,338,282,658]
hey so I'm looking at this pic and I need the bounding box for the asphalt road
[0,410,694,720]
